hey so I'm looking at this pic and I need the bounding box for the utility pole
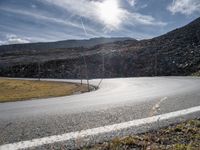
[154,51,158,76]
[38,60,41,81]
[102,53,105,77]
[79,65,83,85]
[97,52,105,88]
[82,54,90,91]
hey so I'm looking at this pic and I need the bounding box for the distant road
[0,77,200,149]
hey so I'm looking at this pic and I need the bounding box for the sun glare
[98,0,121,29]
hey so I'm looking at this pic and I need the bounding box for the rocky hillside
[0,17,199,78]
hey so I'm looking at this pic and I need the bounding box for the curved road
[0,77,200,149]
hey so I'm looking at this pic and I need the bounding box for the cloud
[0,40,4,45]
[0,34,30,45]
[126,12,167,26]
[31,4,37,8]
[44,0,166,30]
[126,0,136,6]
[168,0,200,15]
[44,0,123,29]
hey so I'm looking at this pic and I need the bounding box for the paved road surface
[0,77,200,149]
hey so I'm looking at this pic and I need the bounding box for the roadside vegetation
[0,78,88,103]
[192,71,200,76]
[87,119,200,150]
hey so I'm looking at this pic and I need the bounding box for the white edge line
[1,106,200,150]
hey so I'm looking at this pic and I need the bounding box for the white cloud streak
[168,0,200,15]
[0,7,104,37]
[0,7,83,30]
[44,0,166,30]
[127,12,166,26]
[81,18,88,36]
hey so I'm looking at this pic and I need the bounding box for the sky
[0,0,200,45]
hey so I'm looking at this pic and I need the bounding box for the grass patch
[87,119,200,150]
[191,71,200,76]
[0,78,89,103]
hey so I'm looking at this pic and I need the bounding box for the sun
[97,0,121,29]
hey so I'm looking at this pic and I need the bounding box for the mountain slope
[0,17,199,78]
[0,37,133,52]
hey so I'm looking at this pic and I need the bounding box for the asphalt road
[0,77,200,149]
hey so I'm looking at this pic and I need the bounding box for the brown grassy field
[0,78,88,103]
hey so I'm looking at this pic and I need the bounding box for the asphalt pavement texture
[0,77,200,149]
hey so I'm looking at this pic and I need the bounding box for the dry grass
[87,119,200,150]
[191,70,200,76]
[0,78,88,103]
